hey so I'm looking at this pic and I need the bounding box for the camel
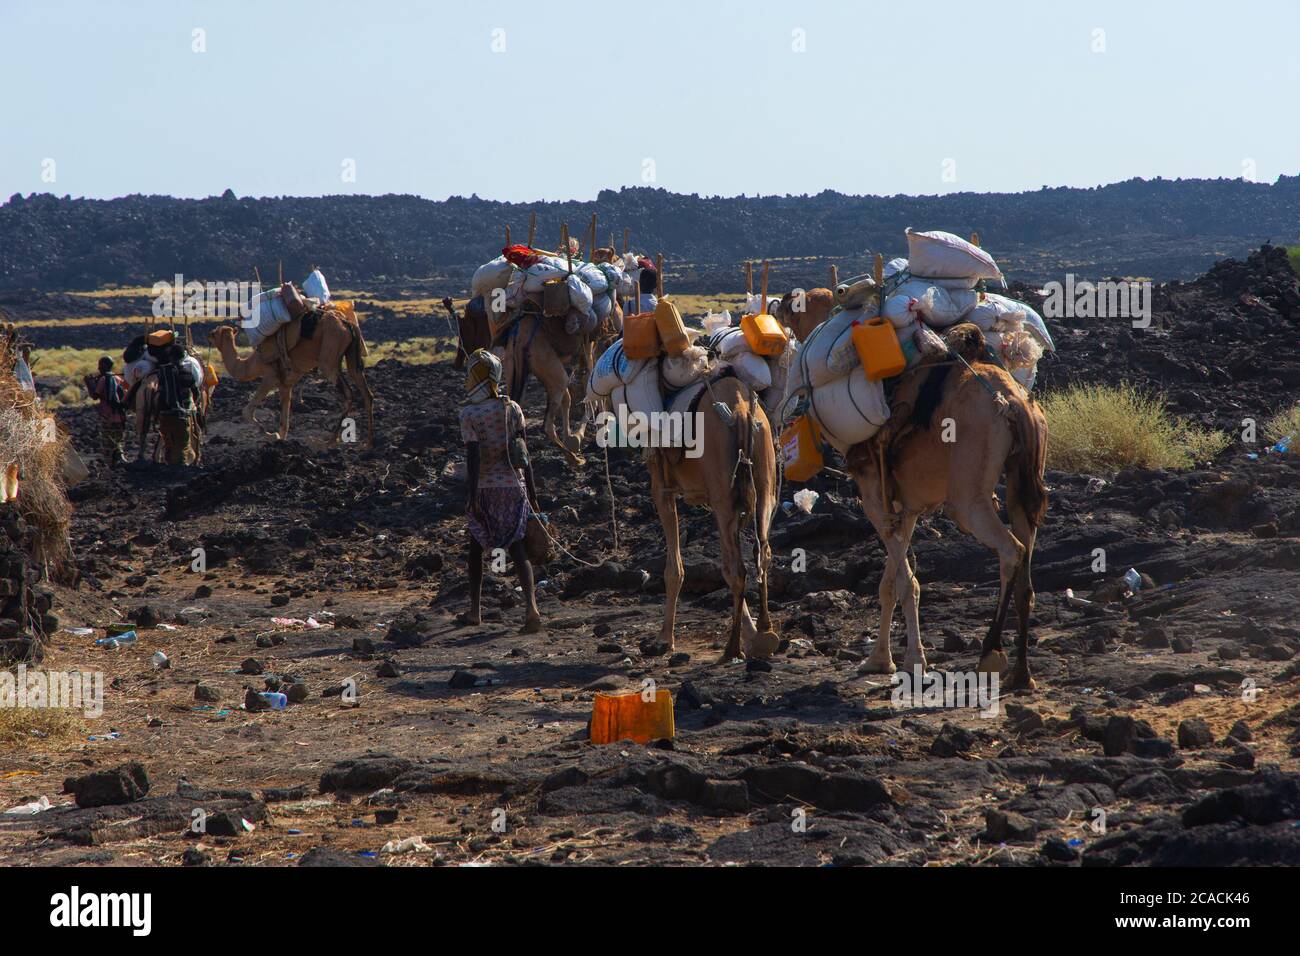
[208,309,373,447]
[774,287,836,343]
[842,323,1049,690]
[645,374,781,661]
[130,374,159,463]
[498,297,623,468]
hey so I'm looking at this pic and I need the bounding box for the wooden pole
[745,261,753,297]
[588,214,597,261]
[830,264,839,287]
[760,261,769,315]
[505,225,511,247]
[623,229,629,255]
[656,253,664,298]
[528,212,537,247]
[562,224,572,274]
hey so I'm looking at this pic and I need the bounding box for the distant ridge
[3,176,1299,293]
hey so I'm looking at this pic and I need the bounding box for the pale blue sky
[2,0,1297,202]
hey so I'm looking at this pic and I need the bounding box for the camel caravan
[481,224,1053,688]
[88,267,373,467]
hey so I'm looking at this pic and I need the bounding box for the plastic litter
[63,627,95,636]
[1086,477,1107,494]
[1123,568,1142,592]
[4,796,52,815]
[382,836,432,854]
[258,692,288,711]
[1064,588,1092,608]
[792,489,820,514]
[151,651,170,669]
[95,630,137,648]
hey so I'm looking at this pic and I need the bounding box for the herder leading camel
[845,322,1048,690]
[646,374,781,661]
[209,308,374,447]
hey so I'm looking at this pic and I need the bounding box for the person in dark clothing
[156,344,199,465]
[84,356,127,466]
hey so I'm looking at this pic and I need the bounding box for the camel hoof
[745,629,780,660]
[901,654,929,676]
[860,650,897,675]
[977,649,1009,675]
[454,612,481,628]
[520,616,543,635]
[1002,669,1037,693]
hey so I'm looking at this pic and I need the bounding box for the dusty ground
[2,250,1299,867]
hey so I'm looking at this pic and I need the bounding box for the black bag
[103,373,126,415]
[157,362,194,415]
[123,335,146,364]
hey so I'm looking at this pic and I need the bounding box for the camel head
[775,287,836,343]
[207,325,238,347]
[590,246,619,265]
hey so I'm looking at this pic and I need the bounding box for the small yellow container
[590,690,675,745]
[622,311,661,360]
[203,362,219,388]
[741,310,788,356]
[780,415,824,482]
[851,316,906,381]
[654,297,691,356]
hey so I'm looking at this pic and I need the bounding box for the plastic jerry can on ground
[852,316,906,381]
[653,297,691,356]
[741,310,788,356]
[780,415,824,482]
[590,690,675,745]
[622,311,661,360]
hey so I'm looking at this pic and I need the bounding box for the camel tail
[345,321,366,373]
[1010,398,1048,527]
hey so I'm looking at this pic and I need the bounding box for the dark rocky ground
[0,248,1297,867]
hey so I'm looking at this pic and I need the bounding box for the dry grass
[1040,382,1229,473]
[1264,402,1299,444]
[0,704,87,746]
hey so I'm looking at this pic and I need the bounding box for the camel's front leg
[650,472,681,655]
[277,386,292,441]
[892,515,926,674]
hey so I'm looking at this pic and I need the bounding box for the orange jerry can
[851,316,906,381]
[622,311,662,360]
[590,689,675,745]
[740,310,788,356]
[780,415,824,482]
[653,297,691,356]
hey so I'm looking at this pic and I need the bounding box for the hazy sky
[2,0,1297,202]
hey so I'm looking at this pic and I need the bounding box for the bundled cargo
[905,228,1003,287]
[302,268,331,303]
[245,283,307,348]
[472,256,516,298]
[967,292,1054,352]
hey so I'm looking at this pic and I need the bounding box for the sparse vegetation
[1040,382,1229,473]
[1265,402,1299,444]
[0,703,86,746]
[1286,245,1300,276]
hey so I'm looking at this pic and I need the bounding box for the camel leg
[1003,484,1040,692]
[278,385,292,441]
[890,515,926,674]
[347,365,375,449]
[852,464,902,674]
[650,466,682,654]
[715,502,749,663]
[245,379,276,426]
[949,491,1026,679]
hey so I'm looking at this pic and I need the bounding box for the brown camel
[775,287,836,343]
[843,323,1048,690]
[646,375,781,661]
[130,374,159,463]
[208,309,374,447]
[498,298,623,468]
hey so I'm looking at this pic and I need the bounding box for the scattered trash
[1123,568,1142,593]
[257,692,288,711]
[151,651,170,669]
[4,796,52,815]
[382,836,431,854]
[95,630,137,649]
[590,689,675,745]
[1267,435,1291,455]
[156,623,178,631]
[792,489,820,514]
[87,732,122,742]
[781,501,795,516]
[271,617,326,629]
[1085,477,1106,494]
[1064,588,1092,608]
[62,627,95,636]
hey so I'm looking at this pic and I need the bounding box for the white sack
[472,257,515,298]
[905,228,1003,284]
[302,268,332,303]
